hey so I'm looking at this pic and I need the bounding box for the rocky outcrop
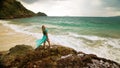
[0,0,47,19]
[0,45,34,67]
[0,45,120,68]
[36,12,47,16]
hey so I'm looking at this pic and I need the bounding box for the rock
[57,54,83,67]
[9,45,34,55]
[36,12,47,16]
[0,45,34,67]
[0,45,120,68]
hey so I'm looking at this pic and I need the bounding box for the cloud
[20,0,39,4]
[20,0,68,4]
[19,0,120,16]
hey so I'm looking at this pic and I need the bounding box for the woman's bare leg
[43,42,46,48]
[47,40,50,48]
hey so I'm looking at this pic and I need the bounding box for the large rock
[0,45,120,68]
[0,0,46,19]
[0,45,34,67]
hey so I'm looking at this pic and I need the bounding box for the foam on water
[68,32,104,40]
[0,20,120,63]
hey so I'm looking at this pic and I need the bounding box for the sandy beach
[0,23,36,51]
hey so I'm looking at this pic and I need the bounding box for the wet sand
[0,23,36,51]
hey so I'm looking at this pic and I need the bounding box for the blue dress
[36,29,48,48]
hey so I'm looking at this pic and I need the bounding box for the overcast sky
[19,0,120,16]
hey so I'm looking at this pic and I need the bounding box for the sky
[18,0,120,16]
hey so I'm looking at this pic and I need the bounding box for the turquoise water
[2,16,120,63]
[10,16,120,38]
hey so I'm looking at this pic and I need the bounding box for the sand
[0,23,37,51]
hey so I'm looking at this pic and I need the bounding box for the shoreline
[0,22,36,51]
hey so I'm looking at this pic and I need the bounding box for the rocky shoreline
[0,45,120,68]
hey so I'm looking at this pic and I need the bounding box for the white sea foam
[1,20,42,38]
[68,32,105,40]
[0,20,10,24]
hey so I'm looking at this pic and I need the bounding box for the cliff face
[0,0,35,19]
[0,45,120,68]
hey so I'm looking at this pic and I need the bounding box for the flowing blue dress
[36,29,47,48]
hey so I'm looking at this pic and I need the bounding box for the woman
[36,25,50,48]
[42,25,50,48]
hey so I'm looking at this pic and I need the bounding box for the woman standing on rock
[36,25,50,48]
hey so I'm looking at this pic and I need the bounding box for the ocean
[1,16,120,63]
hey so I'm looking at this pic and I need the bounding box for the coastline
[0,22,36,51]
